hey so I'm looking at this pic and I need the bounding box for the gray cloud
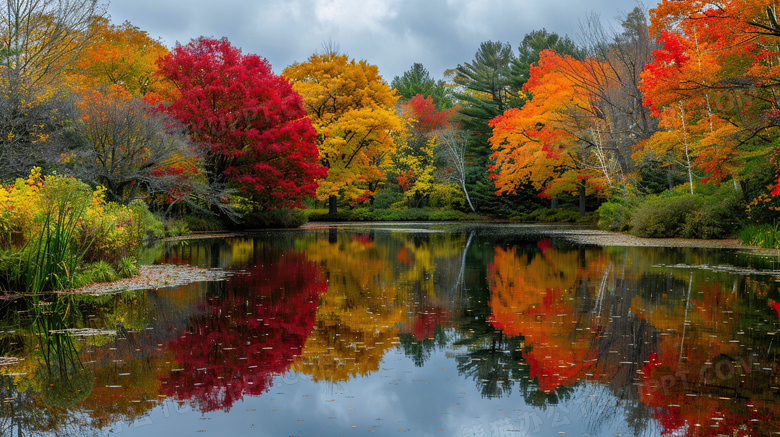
[108,0,644,81]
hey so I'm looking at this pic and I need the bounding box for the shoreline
[164,224,775,252]
[7,224,771,299]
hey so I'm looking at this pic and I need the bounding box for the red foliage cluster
[402,94,454,133]
[157,37,326,209]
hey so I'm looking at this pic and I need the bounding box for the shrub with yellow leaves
[0,169,163,292]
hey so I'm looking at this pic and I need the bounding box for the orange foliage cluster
[487,242,596,392]
[489,51,612,199]
[642,0,780,187]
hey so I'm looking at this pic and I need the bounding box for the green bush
[183,214,224,232]
[310,205,470,222]
[128,200,164,240]
[372,190,404,210]
[117,257,139,278]
[163,218,190,237]
[630,194,702,237]
[630,186,742,238]
[597,202,633,231]
[429,210,464,220]
[347,208,373,221]
[428,184,466,210]
[307,209,351,222]
[400,208,429,220]
[681,192,742,239]
[737,223,780,248]
[513,208,584,223]
[241,208,308,228]
[0,171,165,292]
[82,261,118,283]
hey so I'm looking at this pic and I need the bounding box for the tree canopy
[158,37,326,210]
[284,52,402,209]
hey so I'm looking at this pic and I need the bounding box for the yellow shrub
[0,169,158,264]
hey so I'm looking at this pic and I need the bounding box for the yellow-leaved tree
[283,52,402,213]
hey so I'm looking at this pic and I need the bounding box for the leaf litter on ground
[63,264,233,296]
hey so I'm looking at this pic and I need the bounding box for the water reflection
[483,236,780,435]
[0,225,777,436]
[161,249,325,412]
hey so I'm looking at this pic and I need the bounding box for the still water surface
[1,223,779,436]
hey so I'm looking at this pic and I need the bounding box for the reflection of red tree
[640,346,764,436]
[770,300,780,320]
[637,281,780,436]
[160,252,326,412]
[402,306,449,341]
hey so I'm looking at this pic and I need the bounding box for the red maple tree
[157,37,326,209]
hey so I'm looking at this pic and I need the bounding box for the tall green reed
[21,177,93,294]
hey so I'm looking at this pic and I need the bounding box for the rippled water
[1,223,779,436]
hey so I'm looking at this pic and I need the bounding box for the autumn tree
[0,0,105,180]
[0,87,70,179]
[489,50,612,212]
[66,17,169,99]
[509,29,584,107]
[65,87,204,206]
[575,8,658,180]
[0,0,105,87]
[283,52,402,213]
[642,0,780,195]
[489,13,658,212]
[157,37,326,211]
[390,94,455,207]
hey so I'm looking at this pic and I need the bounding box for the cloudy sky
[107,0,647,82]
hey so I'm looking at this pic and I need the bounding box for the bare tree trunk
[678,101,694,194]
[461,179,476,213]
[436,128,476,213]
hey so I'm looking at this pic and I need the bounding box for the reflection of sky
[109,348,659,437]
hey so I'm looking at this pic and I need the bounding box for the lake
[1,223,779,436]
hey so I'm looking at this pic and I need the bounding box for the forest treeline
[1,0,779,256]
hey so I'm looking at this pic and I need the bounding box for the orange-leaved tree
[283,52,402,213]
[66,17,170,101]
[489,50,613,209]
[642,0,780,191]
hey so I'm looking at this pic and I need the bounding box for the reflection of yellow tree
[488,242,603,392]
[294,233,405,382]
[78,344,175,428]
[394,232,467,300]
[3,352,43,394]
